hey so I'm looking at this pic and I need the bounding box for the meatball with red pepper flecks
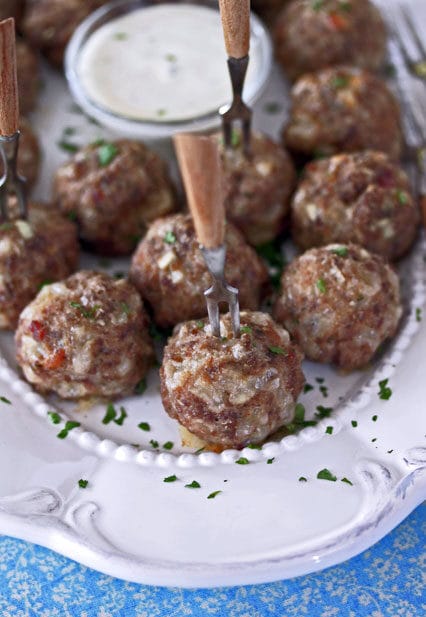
[160,311,305,450]
[15,271,154,399]
[273,244,402,370]
[129,213,269,328]
[53,139,178,256]
[291,151,419,260]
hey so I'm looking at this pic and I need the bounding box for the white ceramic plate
[0,1,425,588]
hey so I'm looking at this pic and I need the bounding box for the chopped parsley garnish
[240,325,252,334]
[351,420,358,427]
[341,477,353,486]
[316,377,325,384]
[331,75,350,89]
[0,222,13,231]
[315,405,333,419]
[372,415,378,422]
[47,411,61,424]
[331,246,348,257]
[163,441,174,450]
[57,420,80,439]
[78,479,88,488]
[63,127,76,136]
[120,302,131,315]
[303,383,314,394]
[416,308,422,322]
[269,346,287,355]
[267,458,275,464]
[319,385,328,398]
[0,396,11,405]
[387,449,394,454]
[114,406,127,426]
[384,62,396,78]
[339,1,352,12]
[263,101,282,114]
[325,426,333,434]
[102,403,117,425]
[113,271,125,279]
[164,230,176,244]
[57,140,79,153]
[67,211,77,222]
[396,190,408,204]
[150,439,159,449]
[114,32,127,40]
[235,457,250,465]
[38,279,53,291]
[194,447,205,454]
[311,0,324,10]
[255,240,285,289]
[135,378,147,394]
[372,438,377,442]
[316,278,327,293]
[138,422,150,431]
[207,490,222,499]
[247,443,262,450]
[156,109,167,117]
[317,468,337,482]
[185,480,201,489]
[163,475,177,483]
[299,476,307,482]
[294,403,305,424]
[378,379,392,400]
[69,301,99,320]
[165,53,177,62]
[196,320,204,329]
[98,143,118,166]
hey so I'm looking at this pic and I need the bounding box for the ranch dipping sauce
[77,3,262,123]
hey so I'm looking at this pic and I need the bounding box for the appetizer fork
[383,3,426,223]
[219,0,252,157]
[0,18,27,220]
[174,133,240,338]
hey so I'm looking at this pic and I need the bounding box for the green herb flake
[416,308,422,322]
[98,143,118,167]
[113,271,125,279]
[163,475,178,483]
[163,441,174,450]
[38,279,53,291]
[331,75,350,89]
[138,422,150,432]
[384,62,397,78]
[269,346,287,355]
[207,490,222,499]
[157,109,167,117]
[150,439,159,449]
[299,476,307,482]
[102,402,116,425]
[341,477,353,486]
[135,378,147,395]
[0,222,14,232]
[114,32,127,40]
[247,443,262,450]
[387,449,394,454]
[372,437,377,443]
[315,405,333,419]
[57,140,79,153]
[372,415,378,422]
[0,396,11,405]
[378,378,392,400]
[319,385,328,398]
[69,301,99,320]
[78,479,88,488]
[303,383,314,394]
[67,211,78,222]
[255,240,285,289]
[114,406,127,426]
[294,402,305,424]
[311,0,324,10]
[263,101,282,114]
[331,246,348,257]
[240,325,252,334]
[316,278,327,293]
[194,447,205,454]
[165,53,177,62]
[235,457,250,465]
[120,301,131,315]
[317,468,337,482]
[196,320,204,329]
[57,420,80,439]
[325,426,333,434]
[351,420,358,427]
[185,480,201,489]
[316,377,325,384]
[47,411,61,424]
[267,458,275,464]
[164,230,176,244]
[396,189,409,204]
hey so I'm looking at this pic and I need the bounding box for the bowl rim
[64,0,273,139]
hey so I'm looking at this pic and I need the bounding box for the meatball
[273,244,402,370]
[130,214,269,328]
[221,131,296,245]
[16,271,154,399]
[21,0,108,67]
[16,38,40,115]
[160,311,305,450]
[274,0,387,80]
[284,67,402,160]
[0,202,79,330]
[53,139,177,256]
[0,118,41,191]
[291,151,419,261]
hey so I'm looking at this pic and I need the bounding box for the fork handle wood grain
[219,0,250,59]
[0,18,19,137]
[174,133,225,250]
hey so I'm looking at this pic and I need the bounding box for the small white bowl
[65,0,273,141]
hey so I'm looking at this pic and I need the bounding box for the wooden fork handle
[0,18,19,136]
[219,0,250,59]
[173,133,225,250]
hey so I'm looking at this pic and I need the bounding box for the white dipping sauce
[77,4,261,122]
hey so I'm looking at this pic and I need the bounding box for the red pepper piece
[29,320,46,341]
[329,12,348,30]
[44,348,66,370]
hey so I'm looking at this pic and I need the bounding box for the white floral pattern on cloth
[0,504,424,617]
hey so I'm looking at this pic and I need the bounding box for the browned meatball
[16,271,154,399]
[160,311,305,450]
[221,131,296,245]
[21,0,108,67]
[274,244,402,370]
[16,38,40,114]
[0,118,41,191]
[274,0,387,80]
[0,202,79,330]
[130,214,269,328]
[291,151,420,261]
[284,67,402,160]
[53,139,177,256]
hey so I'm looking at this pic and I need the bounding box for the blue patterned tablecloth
[0,503,423,617]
